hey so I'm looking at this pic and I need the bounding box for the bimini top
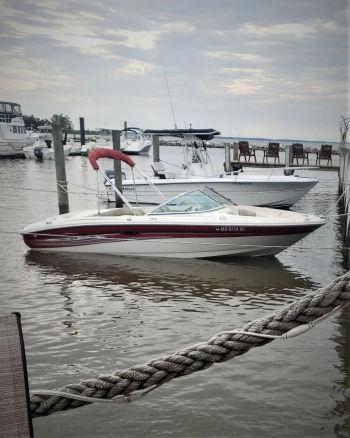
[143,128,221,141]
[88,147,135,170]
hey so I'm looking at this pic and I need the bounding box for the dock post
[224,145,231,172]
[227,142,239,172]
[285,145,292,167]
[79,117,85,146]
[112,130,123,208]
[339,117,350,264]
[52,117,69,214]
[284,145,294,175]
[124,121,127,130]
[0,313,33,438]
[153,135,160,162]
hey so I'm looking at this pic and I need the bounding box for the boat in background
[105,129,318,207]
[21,147,325,259]
[0,101,35,157]
[121,127,152,155]
[23,140,72,160]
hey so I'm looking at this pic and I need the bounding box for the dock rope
[30,271,350,417]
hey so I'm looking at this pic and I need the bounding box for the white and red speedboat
[21,148,324,259]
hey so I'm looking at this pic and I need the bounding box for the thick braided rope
[30,271,350,417]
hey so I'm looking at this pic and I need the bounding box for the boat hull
[23,144,72,159]
[0,139,34,158]
[121,142,152,155]
[22,223,321,258]
[107,177,318,208]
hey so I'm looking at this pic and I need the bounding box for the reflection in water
[329,308,350,436]
[25,251,316,302]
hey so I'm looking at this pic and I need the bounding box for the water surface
[0,150,349,437]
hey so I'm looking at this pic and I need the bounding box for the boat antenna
[159,46,178,129]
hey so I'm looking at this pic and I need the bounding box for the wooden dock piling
[153,135,160,162]
[79,117,85,146]
[52,118,69,214]
[339,119,350,260]
[224,145,231,172]
[112,130,123,208]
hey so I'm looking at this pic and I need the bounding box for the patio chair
[316,144,332,166]
[263,142,280,163]
[292,143,309,165]
[238,141,256,162]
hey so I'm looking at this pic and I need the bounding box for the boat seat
[238,208,256,217]
[95,207,145,217]
[151,162,167,179]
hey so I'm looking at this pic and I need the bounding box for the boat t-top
[21,147,324,259]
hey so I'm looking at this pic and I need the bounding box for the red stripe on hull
[22,223,321,249]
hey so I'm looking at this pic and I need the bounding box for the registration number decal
[216,226,246,232]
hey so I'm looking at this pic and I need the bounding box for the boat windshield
[150,188,233,214]
[123,129,141,140]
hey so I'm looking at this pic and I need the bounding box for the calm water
[0,148,349,437]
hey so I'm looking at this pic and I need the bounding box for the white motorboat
[0,102,35,157]
[23,139,72,160]
[105,129,318,207]
[23,124,72,159]
[21,147,324,259]
[121,127,152,155]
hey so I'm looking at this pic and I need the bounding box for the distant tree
[22,114,50,130]
[51,113,74,133]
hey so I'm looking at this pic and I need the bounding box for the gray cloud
[0,0,348,140]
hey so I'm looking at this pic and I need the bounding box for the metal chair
[238,141,256,162]
[292,143,309,165]
[316,144,332,166]
[263,142,280,163]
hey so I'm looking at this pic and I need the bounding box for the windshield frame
[149,187,233,215]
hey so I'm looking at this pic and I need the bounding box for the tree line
[23,113,74,133]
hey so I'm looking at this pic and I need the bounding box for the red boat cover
[88,148,135,170]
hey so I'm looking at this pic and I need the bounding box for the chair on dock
[316,144,332,166]
[292,143,309,165]
[238,141,256,162]
[263,142,280,163]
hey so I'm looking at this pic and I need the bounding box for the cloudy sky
[0,0,348,140]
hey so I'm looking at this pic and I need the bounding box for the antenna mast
[159,47,178,129]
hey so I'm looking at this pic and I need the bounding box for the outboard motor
[231,163,243,172]
[104,169,126,182]
[34,146,44,162]
[105,169,115,180]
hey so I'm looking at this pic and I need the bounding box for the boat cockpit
[0,102,22,123]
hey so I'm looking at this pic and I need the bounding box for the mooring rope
[321,183,350,216]
[30,271,350,417]
[1,185,97,197]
